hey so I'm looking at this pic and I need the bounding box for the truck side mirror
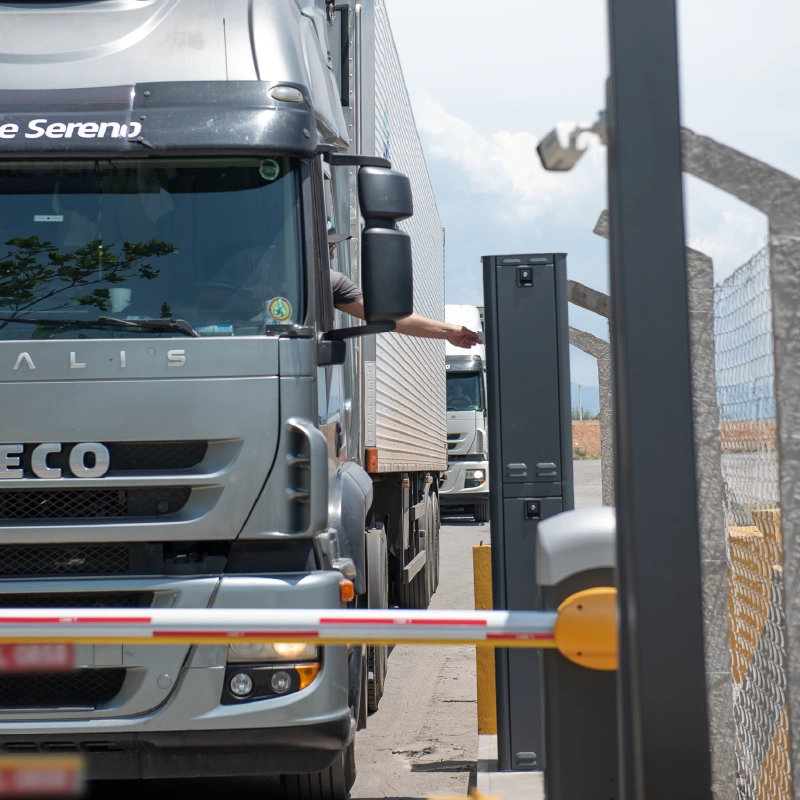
[358,167,413,221]
[358,167,414,323]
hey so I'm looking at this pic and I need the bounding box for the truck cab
[0,1,445,798]
[440,305,490,522]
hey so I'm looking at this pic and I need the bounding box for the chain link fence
[712,245,790,799]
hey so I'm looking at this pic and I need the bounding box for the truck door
[318,165,347,464]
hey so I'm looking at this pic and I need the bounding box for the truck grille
[0,670,126,711]
[0,487,191,520]
[0,593,152,608]
[0,545,129,577]
[106,441,207,472]
[17,442,208,476]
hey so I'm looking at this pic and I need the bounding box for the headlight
[466,470,484,480]
[273,642,316,659]
[227,642,319,663]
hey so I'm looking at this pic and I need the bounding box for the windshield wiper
[97,317,200,338]
[0,315,200,338]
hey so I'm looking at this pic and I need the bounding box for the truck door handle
[286,417,329,536]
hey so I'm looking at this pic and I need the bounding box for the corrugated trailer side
[361,0,447,474]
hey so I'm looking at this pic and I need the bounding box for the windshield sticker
[267,297,292,322]
[259,158,281,181]
[0,120,143,141]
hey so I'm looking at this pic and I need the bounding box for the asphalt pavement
[352,459,603,799]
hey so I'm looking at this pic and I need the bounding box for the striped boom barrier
[0,608,559,648]
[0,588,619,670]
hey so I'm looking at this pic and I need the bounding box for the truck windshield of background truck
[0,157,303,339]
[446,372,484,412]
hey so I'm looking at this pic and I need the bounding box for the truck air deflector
[0,81,317,157]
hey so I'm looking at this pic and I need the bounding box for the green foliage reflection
[0,235,177,330]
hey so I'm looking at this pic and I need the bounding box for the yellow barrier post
[473,543,497,735]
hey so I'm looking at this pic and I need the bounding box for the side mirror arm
[317,323,397,367]
[325,321,396,341]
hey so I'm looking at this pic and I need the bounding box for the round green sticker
[267,297,292,322]
[259,158,281,181]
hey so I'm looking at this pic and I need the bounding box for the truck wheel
[398,549,430,609]
[474,503,490,523]
[415,495,433,609]
[366,526,388,712]
[432,493,441,592]
[281,741,356,800]
[424,497,436,602]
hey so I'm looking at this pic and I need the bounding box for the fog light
[229,672,254,697]
[271,670,292,694]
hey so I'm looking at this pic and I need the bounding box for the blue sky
[384,0,800,390]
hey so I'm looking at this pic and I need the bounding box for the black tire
[397,493,431,610]
[366,527,388,712]
[424,496,436,601]
[398,548,430,609]
[416,494,433,610]
[431,493,441,592]
[474,502,490,523]
[281,741,356,800]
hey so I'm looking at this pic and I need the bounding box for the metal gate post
[537,508,618,800]
[483,252,574,771]
[606,0,713,795]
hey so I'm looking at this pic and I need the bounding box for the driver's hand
[447,326,482,349]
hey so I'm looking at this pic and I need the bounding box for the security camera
[537,111,607,172]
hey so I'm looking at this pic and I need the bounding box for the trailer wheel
[366,526,388,712]
[423,497,436,603]
[432,493,441,592]
[474,502,490,523]
[281,741,355,800]
[413,494,433,610]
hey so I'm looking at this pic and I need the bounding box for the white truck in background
[440,305,490,522]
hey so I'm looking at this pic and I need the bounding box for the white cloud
[687,212,767,281]
[683,176,769,283]
[412,91,605,226]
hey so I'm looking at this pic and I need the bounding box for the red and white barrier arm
[0,608,558,648]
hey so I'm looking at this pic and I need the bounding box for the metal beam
[605,0,712,796]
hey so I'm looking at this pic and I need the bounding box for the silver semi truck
[0,1,445,796]
[440,305,489,521]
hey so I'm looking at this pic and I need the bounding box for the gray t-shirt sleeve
[331,270,363,305]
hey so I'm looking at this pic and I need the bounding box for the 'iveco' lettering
[0,120,143,141]
[0,442,110,480]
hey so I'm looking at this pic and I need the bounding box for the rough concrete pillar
[682,127,800,793]
[595,207,735,799]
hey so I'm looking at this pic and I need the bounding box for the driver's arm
[334,275,481,349]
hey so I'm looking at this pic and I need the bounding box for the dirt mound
[720,420,776,452]
[573,420,601,460]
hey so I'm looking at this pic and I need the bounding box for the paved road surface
[352,460,603,799]
[573,460,602,509]
[90,461,603,799]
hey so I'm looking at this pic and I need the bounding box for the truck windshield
[446,372,483,412]
[0,157,303,339]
